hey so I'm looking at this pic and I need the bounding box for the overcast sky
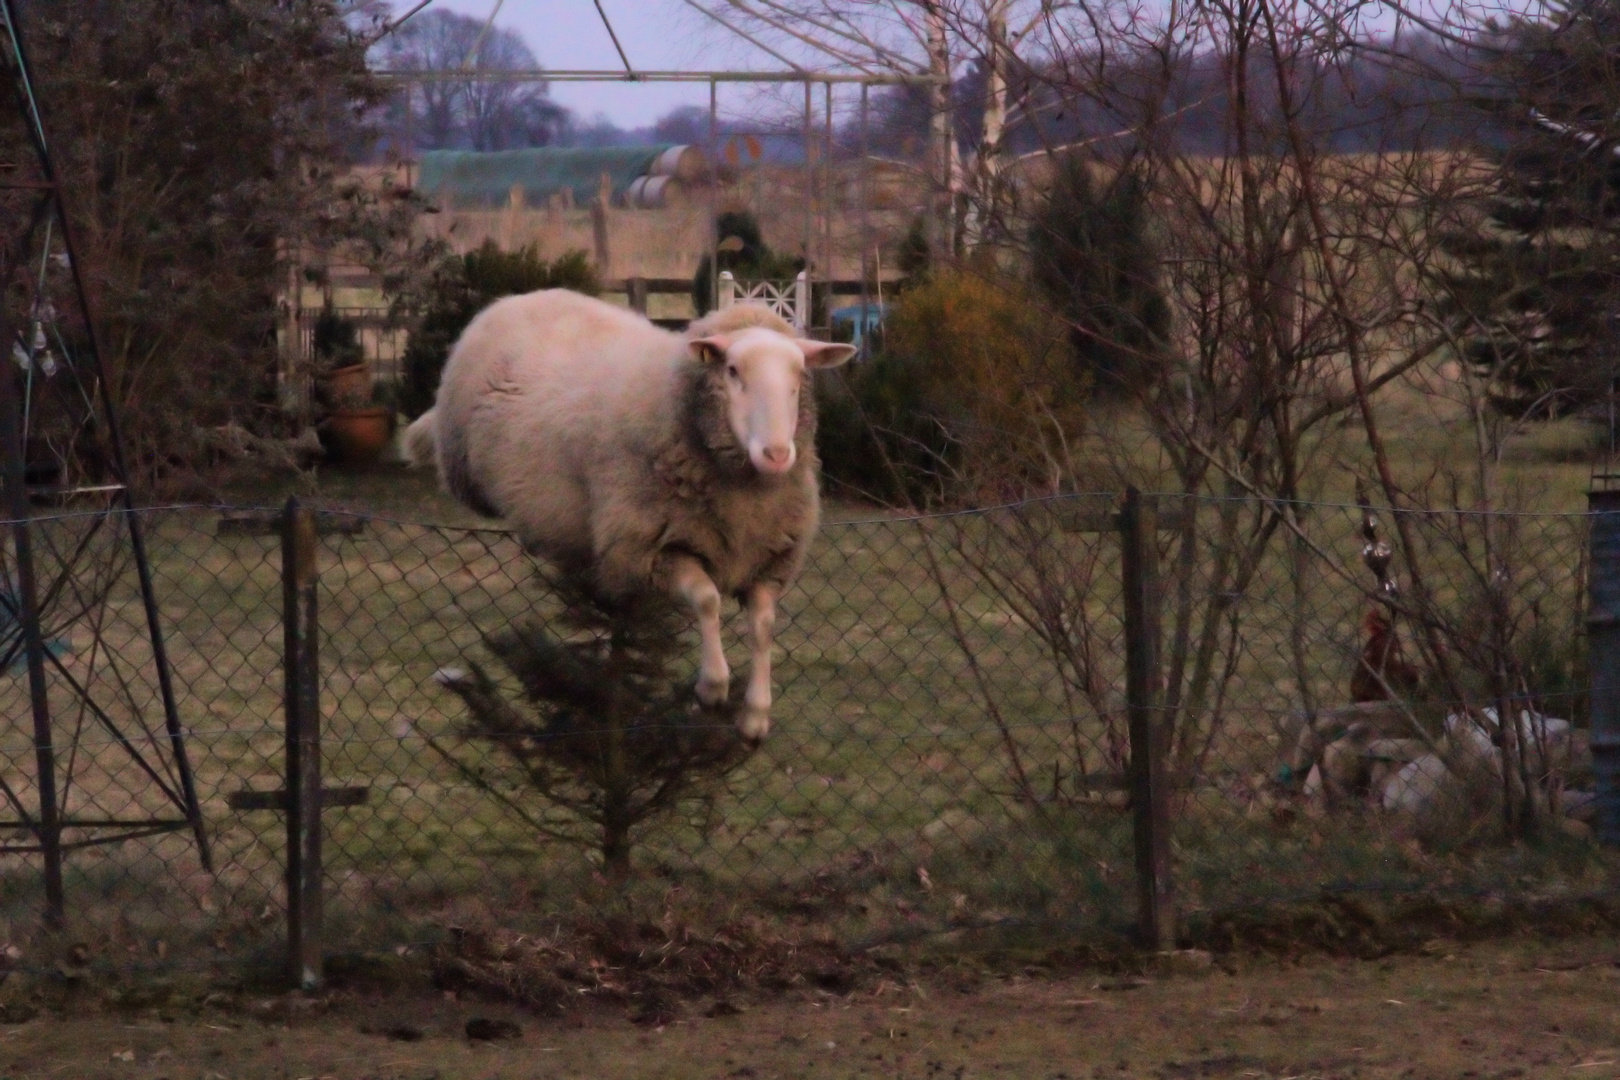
[399,0,1460,129]
[414,0,778,127]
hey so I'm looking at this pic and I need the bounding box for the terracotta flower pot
[318,363,372,409]
[321,406,395,466]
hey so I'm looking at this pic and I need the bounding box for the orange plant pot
[318,364,372,409]
[321,406,395,466]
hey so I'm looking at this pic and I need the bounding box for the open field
[0,932,1618,1078]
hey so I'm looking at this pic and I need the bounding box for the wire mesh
[0,507,287,974]
[1159,495,1601,918]
[0,493,1609,979]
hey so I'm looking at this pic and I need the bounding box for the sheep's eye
[726,364,740,380]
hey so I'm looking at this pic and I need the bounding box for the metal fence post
[0,353,64,931]
[1588,487,1620,846]
[1121,487,1175,949]
[281,497,323,989]
[627,276,648,315]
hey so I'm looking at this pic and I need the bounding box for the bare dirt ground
[1,932,1618,1079]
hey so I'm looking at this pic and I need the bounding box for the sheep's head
[689,329,854,477]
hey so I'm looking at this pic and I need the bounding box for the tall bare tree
[373,8,569,151]
[685,1,1074,253]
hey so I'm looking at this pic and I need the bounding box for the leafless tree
[684,2,1078,253]
[699,0,1591,837]
[373,8,569,152]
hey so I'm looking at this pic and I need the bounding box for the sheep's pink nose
[762,445,792,468]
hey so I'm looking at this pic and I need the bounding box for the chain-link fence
[0,492,1611,983]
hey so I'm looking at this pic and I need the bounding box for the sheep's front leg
[667,554,730,707]
[740,582,780,742]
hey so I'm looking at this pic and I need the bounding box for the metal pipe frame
[0,0,213,889]
[375,68,944,85]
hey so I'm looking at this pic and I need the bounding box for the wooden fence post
[1121,487,1175,950]
[281,497,323,990]
[627,276,649,315]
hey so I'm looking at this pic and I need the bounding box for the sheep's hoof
[738,706,771,744]
[695,670,730,707]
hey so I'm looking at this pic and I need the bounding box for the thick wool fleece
[411,291,822,600]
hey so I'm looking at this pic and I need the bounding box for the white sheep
[1444,707,1572,775]
[405,290,854,741]
[1299,707,1578,819]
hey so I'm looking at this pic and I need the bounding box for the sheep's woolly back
[687,303,796,339]
[427,289,822,600]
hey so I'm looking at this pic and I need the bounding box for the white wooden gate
[717,270,809,332]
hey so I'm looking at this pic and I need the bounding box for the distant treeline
[862,32,1497,159]
[373,14,1497,162]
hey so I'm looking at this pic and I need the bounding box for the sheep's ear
[689,335,732,363]
[797,340,857,369]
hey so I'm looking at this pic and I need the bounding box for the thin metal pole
[709,79,719,317]
[0,329,64,932]
[377,69,945,85]
[403,81,415,186]
[824,81,834,335]
[282,498,323,989]
[860,80,871,355]
[0,0,211,870]
[1122,487,1174,950]
[803,81,813,283]
[927,3,954,258]
[0,104,66,942]
[590,0,635,74]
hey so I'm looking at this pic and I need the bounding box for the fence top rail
[818,492,1603,526]
[0,492,1605,530]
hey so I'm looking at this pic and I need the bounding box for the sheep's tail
[403,410,438,468]
[406,405,501,517]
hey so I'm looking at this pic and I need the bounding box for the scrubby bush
[816,342,951,506]
[311,306,364,371]
[400,242,598,417]
[817,268,1083,507]
[1030,157,1171,398]
[896,215,932,290]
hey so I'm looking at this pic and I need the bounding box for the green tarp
[417,146,675,208]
